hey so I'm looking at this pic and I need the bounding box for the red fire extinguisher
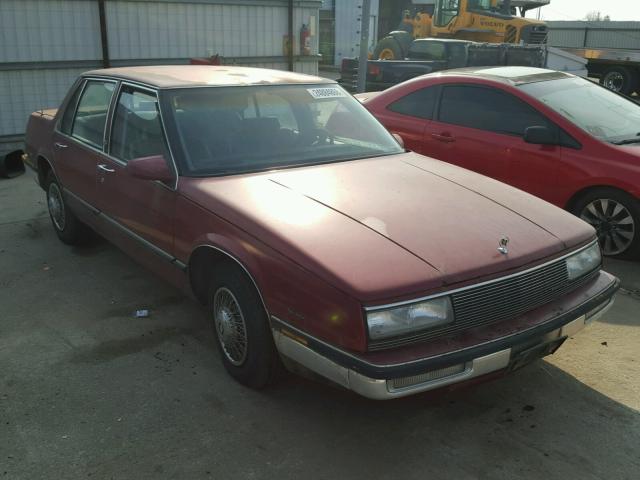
[300,24,311,55]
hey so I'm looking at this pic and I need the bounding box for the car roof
[432,66,574,85]
[82,65,335,89]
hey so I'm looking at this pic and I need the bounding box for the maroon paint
[361,74,640,209]
[25,68,609,358]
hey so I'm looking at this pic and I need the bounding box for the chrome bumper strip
[272,297,614,400]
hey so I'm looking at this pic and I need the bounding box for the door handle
[431,133,456,143]
[97,164,115,173]
[54,142,68,149]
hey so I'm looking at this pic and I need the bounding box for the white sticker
[307,87,347,99]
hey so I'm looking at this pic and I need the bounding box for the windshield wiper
[611,137,640,145]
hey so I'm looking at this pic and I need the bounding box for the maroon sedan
[24,66,618,399]
[357,67,640,259]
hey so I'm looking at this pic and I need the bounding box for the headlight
[566,242,601,280]
[367,296,454,341]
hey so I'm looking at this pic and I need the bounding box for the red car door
[373,86,439,155]
[52,79,117,210]
[95,83,177,257]
[425,84,561,201]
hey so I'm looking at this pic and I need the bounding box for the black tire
[44,171,91,245]
[600,66,638,96]
[207,263,281,388]
[373,36,404,60]
[571,188,640,260]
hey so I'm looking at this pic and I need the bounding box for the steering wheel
[310,128,334,146]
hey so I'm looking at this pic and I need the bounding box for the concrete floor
[1,173,639,480]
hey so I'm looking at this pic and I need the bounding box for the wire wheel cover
[213,287,248,366]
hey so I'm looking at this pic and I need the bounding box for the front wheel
[373,37,403,60]
[207,264,281,388]
[573,188,640,259]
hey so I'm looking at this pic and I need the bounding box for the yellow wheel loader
[373,0,548,60]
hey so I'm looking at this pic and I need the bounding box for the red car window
[438,84,552,136]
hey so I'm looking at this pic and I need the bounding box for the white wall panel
[0,0,101,63]
[106,1,292,59]
[0,0,321,152]
[333,0,378,67]
[0,68,81,136]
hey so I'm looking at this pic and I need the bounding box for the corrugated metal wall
[0,0,321,156]
[332,0,379,67]
[547,21,640,50]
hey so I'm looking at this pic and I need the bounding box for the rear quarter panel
[24,109,58,183]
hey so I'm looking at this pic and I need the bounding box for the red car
[24,66,618,399]
[358,67,640,259]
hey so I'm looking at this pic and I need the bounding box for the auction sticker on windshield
[307,87,347,99]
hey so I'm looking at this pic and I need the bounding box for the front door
[95,83,176,257]
[425,84,561,200]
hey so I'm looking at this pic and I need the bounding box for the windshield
[518,77,640,144]
[159,84,402,176]
[468,0,494,11]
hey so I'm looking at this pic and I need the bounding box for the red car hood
[180,152,594,303]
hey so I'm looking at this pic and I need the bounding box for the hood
[181,152,594,302]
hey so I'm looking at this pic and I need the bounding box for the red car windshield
[159,84,403,176]
[519,77,640,144]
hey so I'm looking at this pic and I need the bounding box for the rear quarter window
[387,87,438,120]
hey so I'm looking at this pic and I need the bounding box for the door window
[434,0,459,27]
[388,87,438,120]
[109,86,167,162]
[71,80,115,148]
[438,85,552,136]
[408,41,446,61]
[60,81,84,135]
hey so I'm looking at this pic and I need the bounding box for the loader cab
[433,0,460,27]
[433,0,500,27]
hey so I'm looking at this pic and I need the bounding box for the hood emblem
[498,236,510,255]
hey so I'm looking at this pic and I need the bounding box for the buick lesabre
[23,66,619,399]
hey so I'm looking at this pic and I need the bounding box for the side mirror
[126,154,174,182]
[392,133,405,148]
[524,126,557,146]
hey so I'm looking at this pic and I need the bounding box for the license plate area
[509,336,567,371]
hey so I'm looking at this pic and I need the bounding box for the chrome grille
[389,363,466,391]
[368,256,597,351]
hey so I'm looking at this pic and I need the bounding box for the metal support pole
[288,0,294,71]
[356,0,371,93]
[98,0,111,68]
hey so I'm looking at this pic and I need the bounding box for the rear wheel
[207,263,281,388]
[373,37,403,60]
[45,171,91,245]
[572,188,640,259]
[600,66,638,96]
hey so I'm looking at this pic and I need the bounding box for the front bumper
[272,272,619,400]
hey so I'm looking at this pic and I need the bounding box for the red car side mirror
[126,155,174,183]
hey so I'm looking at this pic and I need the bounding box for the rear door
[52,79,117,209]
[95,83,176,255]
[373,85,440,155]
[425,83,561,200]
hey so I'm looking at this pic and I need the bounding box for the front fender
[176,197,367,352]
